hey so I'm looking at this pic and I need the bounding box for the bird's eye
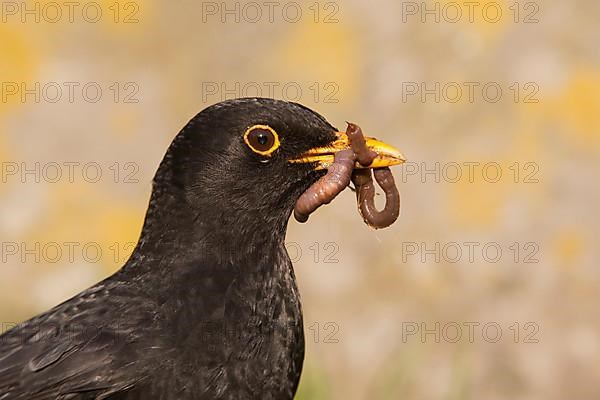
[243,125,280,156]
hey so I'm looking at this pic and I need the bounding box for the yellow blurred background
[1,0,599,398]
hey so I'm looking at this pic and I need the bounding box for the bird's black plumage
[0,98,339,400]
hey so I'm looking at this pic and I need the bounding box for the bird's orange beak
[289,131,406,170]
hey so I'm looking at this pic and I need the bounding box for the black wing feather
[0,282,162,400]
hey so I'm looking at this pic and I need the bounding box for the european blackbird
[0,98,403,399]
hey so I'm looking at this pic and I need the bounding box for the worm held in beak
[294,149,356,223]
[293,122,403,228]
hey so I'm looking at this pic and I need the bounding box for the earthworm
[294,149,356,223]
[351,168,400,229]
[294,123,400,228]
[346,122,377,167]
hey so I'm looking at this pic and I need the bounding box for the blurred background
[1,0,599,398]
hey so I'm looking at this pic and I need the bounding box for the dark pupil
[257,134,268,145]
[250,129,274,151]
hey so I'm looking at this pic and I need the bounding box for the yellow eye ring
[243,125,281,157]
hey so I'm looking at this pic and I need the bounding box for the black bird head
[135,98,403,261]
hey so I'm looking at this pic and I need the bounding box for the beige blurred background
[1,0,599,399]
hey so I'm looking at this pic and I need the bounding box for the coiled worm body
[294,123,401,228]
